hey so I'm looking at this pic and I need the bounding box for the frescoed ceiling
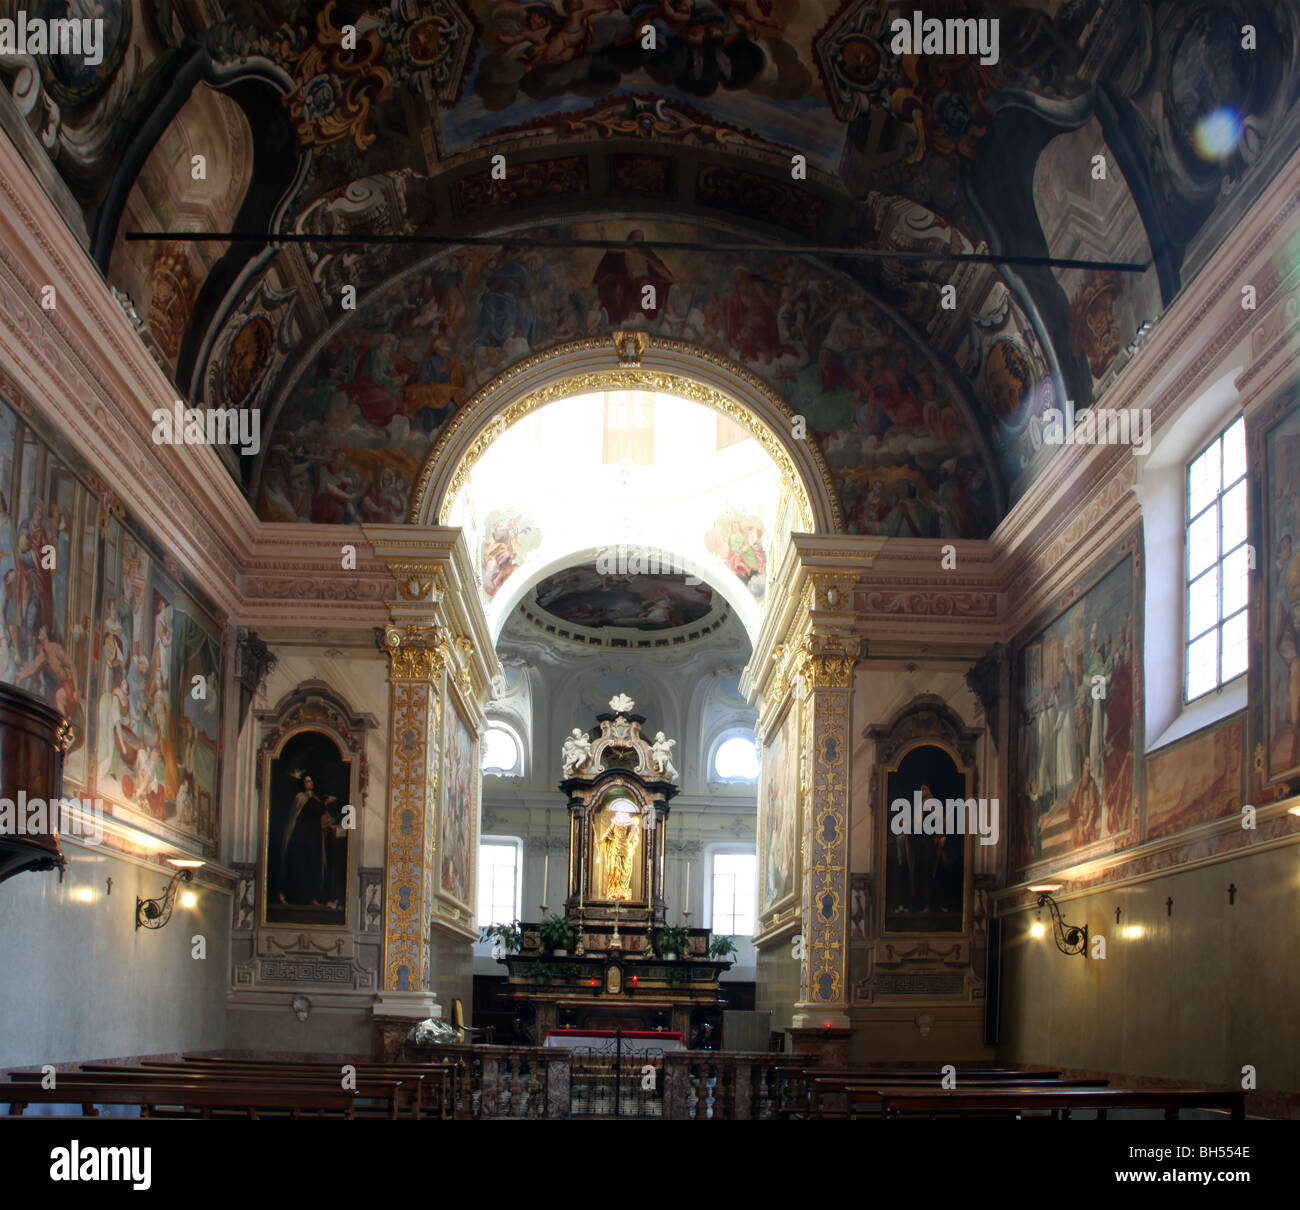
[5,0,1298,532]
[531,564,716,633]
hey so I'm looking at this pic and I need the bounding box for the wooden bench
[151,1058,458,1118]
[0,1080,361,1119]
[8,1070,413,1119]
[809,1076,1106,1120]
[868,1086,1246,1121]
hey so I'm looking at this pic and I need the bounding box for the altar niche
[497,697,731,1041]
[562,705,675,931]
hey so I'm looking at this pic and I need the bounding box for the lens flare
[1194,106,1242,161]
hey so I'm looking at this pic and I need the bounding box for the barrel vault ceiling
[7,0,1298,537]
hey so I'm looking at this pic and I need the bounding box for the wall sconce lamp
[136,859,204,930]
[1029,884,1087,957]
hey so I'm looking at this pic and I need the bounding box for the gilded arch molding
[405,333,844,535]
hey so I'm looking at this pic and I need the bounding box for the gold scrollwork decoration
[382,623,451,680]
[797,633,859,690]
[406,336,840,533]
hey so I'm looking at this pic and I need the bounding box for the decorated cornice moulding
[998,457,1142,640]
[0,135,253,616]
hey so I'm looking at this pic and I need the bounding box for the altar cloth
[543,1029,685,1054]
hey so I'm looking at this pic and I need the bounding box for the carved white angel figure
[561,728,592,777]
[650,731,678,781]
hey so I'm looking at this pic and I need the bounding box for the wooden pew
[1,1080,360,1119]
[809,1076,1107,1120]
[152,1058,458,1118]
[870,1086,1246,1121]
[8,1069,413,1120]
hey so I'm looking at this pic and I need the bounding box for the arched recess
[405,334,843,537]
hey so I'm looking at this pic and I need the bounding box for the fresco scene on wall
[1145,719,1243,841]
[761,703,799,910]
[1266,404,1300,778]
[0,398,97,787]
[263,220,997,537]
[0,378,224,852]
[1014,555,1138,870]
[440,702,476,906]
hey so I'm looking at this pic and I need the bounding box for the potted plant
[708,935,739,962]
[656,925,689,961]
[666,967,686,989]
[562,962,580,984]
[525,961,550,985]
[481,920,523,958]
[538,914,580,957]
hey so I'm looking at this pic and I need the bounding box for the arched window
[481,723,522,777]
[712,734,760,782]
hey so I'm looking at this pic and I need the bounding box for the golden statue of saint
[598,807,639,901]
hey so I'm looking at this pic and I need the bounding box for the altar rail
[403,1043,817,1119]
[406,1044,572,1119]
[661,1052,822,1120]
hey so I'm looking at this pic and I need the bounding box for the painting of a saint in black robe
[883,745,967,933]
[265,730,351,927]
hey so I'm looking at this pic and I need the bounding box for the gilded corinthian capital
[798,633,860,689]
[379,623,451,680]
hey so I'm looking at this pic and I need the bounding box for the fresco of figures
[480,508,542,598]
[0,399,97,786]
[704,508,767,600]
[761,703,799,910]
[262,221,997,537]
[439,702,476,906]
[0,378,223,851]
[1265,403,1300,778]
[533,563,714,630]
[94,520,222,845]
[1014,554,1138,870]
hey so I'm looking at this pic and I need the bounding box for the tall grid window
[477,842,520,928]
[711,852,756,937]
[1186,416,1247,701]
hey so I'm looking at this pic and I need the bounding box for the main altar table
[543,1029,685,1054]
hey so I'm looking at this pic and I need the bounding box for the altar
[494,695,730,1047]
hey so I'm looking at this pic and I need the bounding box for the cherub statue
[650,731,678,781]
[561,727,592,777]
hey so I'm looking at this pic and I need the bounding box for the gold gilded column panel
[796,634,857,1014]
[380,624,449,993]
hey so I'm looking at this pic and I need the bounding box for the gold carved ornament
[796,634,860,690]
[407,334,839,532]
[382,624,452,680]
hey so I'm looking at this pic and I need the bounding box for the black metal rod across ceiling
[123,230,1148,274]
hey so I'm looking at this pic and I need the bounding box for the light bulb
[180,890,197,908]
[1030,921,1046,939]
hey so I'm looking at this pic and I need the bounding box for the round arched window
[481,725,521,776]
[713,735,760,781]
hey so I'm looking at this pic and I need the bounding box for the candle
[542,853,549,907]
[685,861,691,908]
